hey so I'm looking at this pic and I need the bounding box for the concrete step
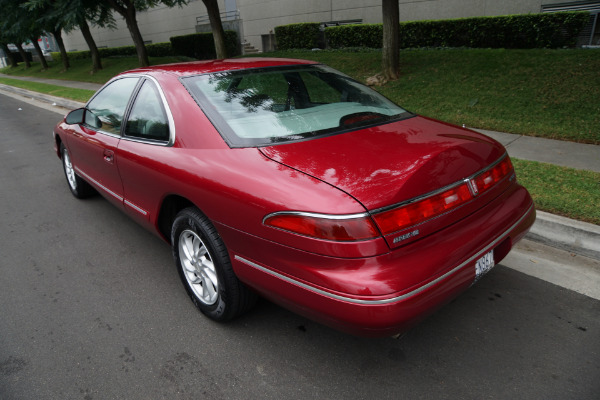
[243,43,261,54]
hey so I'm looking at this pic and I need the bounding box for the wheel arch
[157,194,197,244]
[54,132,64,159]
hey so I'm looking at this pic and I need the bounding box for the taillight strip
[372,153,514,236]
[263,153,513,242]
[372,153,511,215]
[263,211,380,241]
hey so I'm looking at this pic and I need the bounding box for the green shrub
[49,42,173,61]
[50,50,91,60]
[274,23,321,49]
[325,11,589,49]
[170,31,238,59]
[147,42,173,57]
[326,24,383,48]
[99,45,136,57]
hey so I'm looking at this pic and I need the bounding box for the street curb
[0,83,85,111]
[527,211,600,261]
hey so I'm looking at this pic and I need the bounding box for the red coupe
[53,58,535,337]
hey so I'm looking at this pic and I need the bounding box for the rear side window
[124,81,170,142]
[85,77,139,135]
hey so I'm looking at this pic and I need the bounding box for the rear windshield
[181,64,412,147]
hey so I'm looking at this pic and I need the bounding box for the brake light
[263,212,380,241]
[373,155,514,236]
[373,183,472,235]
[265,155,513,242]
[471,156,513,194]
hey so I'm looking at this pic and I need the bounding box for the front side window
[124,80,170,142]
[85,77,139,135]
[181,64,411,147]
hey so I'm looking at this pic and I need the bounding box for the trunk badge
[467,178,479,196]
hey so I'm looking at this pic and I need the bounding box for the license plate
[474,249,495,283]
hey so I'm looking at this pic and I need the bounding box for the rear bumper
[226,185,535,337]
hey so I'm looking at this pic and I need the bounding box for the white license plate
[474,249,495,283]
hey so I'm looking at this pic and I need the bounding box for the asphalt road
[1,93,599,399]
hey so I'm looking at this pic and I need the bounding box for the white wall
[62,0,564,53]
[62,0,225,51]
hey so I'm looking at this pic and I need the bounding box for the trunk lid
[259,116,506,211]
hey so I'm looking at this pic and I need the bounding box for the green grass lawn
[0,77,95,102]
[253,48,600,144]
[512,159,600,225]
[0,55,189,84]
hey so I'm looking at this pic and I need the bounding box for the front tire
[172,207,256,321]
[60,143,95,198]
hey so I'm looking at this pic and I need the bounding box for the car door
[116,78,174,229]
[67,77,140,208]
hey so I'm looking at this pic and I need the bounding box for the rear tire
[60,143,95,199]
[172,207,256,321]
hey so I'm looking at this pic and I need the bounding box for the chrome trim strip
[95,130,121,139]
[75,167,148,216]
[237,203,533,306]
[124,200,148,216]
[372,152,509,214]
[75,167,123,202]
[263,210,370,225]
[120,135,171,147]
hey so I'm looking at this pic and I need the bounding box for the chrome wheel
[178,229,219,305]
[60,143,94,199]
[62,148,77,191]
[172,207,256,321]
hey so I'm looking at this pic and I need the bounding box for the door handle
[103,149,114,164]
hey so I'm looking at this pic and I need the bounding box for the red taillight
[373,155,514,236]
[265,155,513,243]
[263,213,380,241]
[373,183,472,235]
[472,156,513,194]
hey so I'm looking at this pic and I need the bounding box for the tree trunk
[0,43,18,67]
[105,0,149,67]
[31,36,49,70]
[78,19,103,72]
[15,43,31,68]
[52,28,70,71]
[202,0,228,59]
[382,0,400,80]
[123,5,150,67]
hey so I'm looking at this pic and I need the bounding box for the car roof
[120,57,319,77]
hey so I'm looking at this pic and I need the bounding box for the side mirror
[65,108,85,125]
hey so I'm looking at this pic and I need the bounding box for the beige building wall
[62,0,572,53]
[62,0,225,51]
[239,0,548,50]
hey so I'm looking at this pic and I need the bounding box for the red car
[53,58,535,337]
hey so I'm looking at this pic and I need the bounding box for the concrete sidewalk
[0,75,598,261]
[475,129,600,173]
[0,73,103,91]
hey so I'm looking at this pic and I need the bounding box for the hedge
[169,31,238,59]
[274,23,321,50]
[50,49,91,61]
[50,41,174,61]
[325,24,382,49]
[324,12,589,49]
